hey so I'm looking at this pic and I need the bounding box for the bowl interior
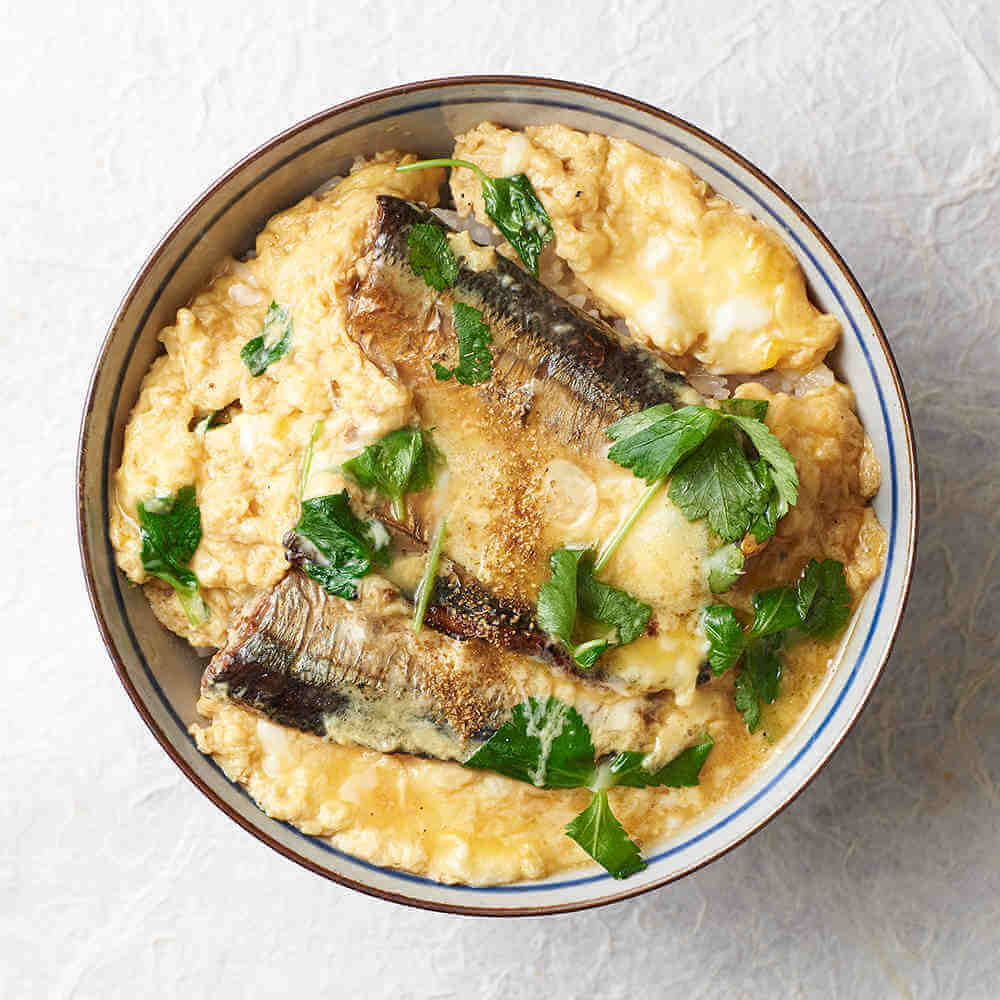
[79,78,916,915]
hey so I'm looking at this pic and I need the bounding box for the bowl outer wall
[77,76,918,916]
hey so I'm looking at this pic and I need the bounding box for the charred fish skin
[202,570,672,763]
[202,571,509,761]
[423,559,572,670]
[350,196,699,456]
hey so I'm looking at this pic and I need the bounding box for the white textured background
[3,1,998,996]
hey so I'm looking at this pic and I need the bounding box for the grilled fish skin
[349,196,701,459]
[202,569,677,763]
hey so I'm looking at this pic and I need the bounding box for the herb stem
[594,479,663,573]
[395,158,490,183]
[412,515,448,633]
[177,588,210,627]
[390,496,406,522]
[298,420,323,500]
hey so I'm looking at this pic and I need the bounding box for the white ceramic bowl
[78,76,918,915]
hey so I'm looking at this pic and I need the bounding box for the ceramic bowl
[78,76,918,915]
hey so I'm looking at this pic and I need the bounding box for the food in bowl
[109,123,885,886]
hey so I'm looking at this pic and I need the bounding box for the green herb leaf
[240,302,292,376]
[745,636,783,705]
[605,733,714,788]
[407,222,459,291]
[536,547,589,650]
[668,425,771,542]
[433,302,493,385]
[577,553,651,647]
[481,173,554,276]
[137,485,209,625]
[707,543,745,594]
[797,558,851,638]
[747,462,789,544]
[538,548,649,669]
[571,638,611,670]
[734,668,762,733]
[463,697,596,789]
[749,585,802,637]
[565,790,646,880]
[734,636,783,734]
[702,604,746,675]
[395,159,554,276]
[463,695,714,878]
[536,547,604,669]
[605,403,678,441]
[290,491,389,600]
[343,426,441,521]
[607,405,723,484]
[727,414,798,507]
[720,398,769,420]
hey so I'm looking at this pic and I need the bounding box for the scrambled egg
[111,156,443,646]
[111,133,885,885]
[451,123,840,374]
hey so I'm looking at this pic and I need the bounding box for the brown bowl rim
[77,73,919,917]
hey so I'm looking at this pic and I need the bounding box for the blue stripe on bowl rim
[99,95,898,894]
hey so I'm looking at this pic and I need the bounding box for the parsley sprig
[137,486,209,626]
[703,559,852,732]
[432,302,493,385]
[602,400,798,561]
[536,548,651,670]
[396,158,554,275]
[407,223,460,291]
[464,696,713,878]
[343,426,442,521]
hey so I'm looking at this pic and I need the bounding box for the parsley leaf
[707,542,745,594]
[407,222,459,291]
[537,548,650,669]
[733,668,762,733]
[748,585,802,637]
[464,696,712,879]
[433,302,493,385]
[536,548,588,649]
[343,426,442,521]
[240,302,292,376]
[720,398,769,421]
[727,414,798,507]
[607,405,723,484]
[747,462,789,544]
[396,159,554,275]
[605,733,714,788]
[701,559,851,733]
[735,636,783,732]
[702,605,745,675]
[463,697,596,789]
[480,172,554,276]
[137,485,209,625]
[607,401,797,545]
[668,425,771,542]
[797,558,852,638]
[536,547,599,669]
[565,790,646,880]
[577,553,652,646]
[287,491,389,600]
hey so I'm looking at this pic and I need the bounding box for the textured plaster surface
[2,1,998,996]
